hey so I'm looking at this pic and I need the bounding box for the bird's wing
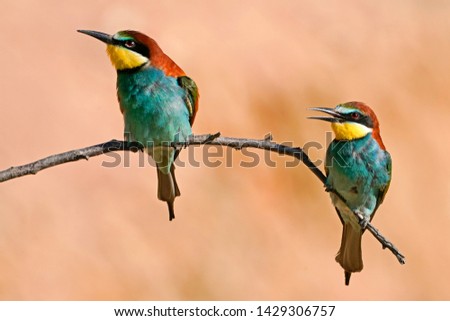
[172,76,198,161]
[369,150,392,222]
[177,75,199,126]
[376,150,392,207]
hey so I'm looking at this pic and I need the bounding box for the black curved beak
[308,107,344,123]
[77,30,113,44]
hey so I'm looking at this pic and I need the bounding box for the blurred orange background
[1,0,449,300]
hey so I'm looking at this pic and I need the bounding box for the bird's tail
[335,223,363,285]
[156,164,181,221]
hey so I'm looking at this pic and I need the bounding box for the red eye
[124,40,136,48]
[350,112,360,120]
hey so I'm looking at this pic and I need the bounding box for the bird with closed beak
[78,29,199,221]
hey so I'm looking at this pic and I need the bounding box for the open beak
[307,107,344,123]
[77,30,113,44]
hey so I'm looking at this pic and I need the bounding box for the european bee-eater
[78,29,199,221]
[309,102,392,285]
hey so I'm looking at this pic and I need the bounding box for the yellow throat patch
[106,45,148,70]
[331,122,372,140]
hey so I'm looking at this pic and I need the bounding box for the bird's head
[77,29,184,76]
[309,101,385,149]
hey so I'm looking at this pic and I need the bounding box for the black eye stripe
[124,40,136,48]
[111,38,150,58]
[345,112,373,128]
[350,112,360,119]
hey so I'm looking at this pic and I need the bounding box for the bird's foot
[127,141,144,153]
[324,183,333,193]
[357,213,370,230]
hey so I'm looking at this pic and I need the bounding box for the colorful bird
[309,102,392,285]
[78,29,199,221]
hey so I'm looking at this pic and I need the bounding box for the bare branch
[0,133,405,264]
[0,140,143,183]
[178,134,405,265]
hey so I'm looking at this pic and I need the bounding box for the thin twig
[176,135,405,265]
[0,134,405,264]
[0,140,143,183]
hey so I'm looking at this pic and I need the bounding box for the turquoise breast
[325,134,391,217]
[116,66,192,146]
